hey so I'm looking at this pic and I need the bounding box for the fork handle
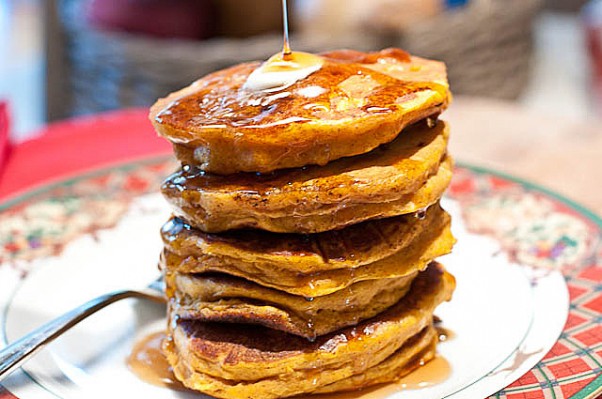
[0,290,160,381]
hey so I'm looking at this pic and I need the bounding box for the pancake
[150,48,450,174]
[160,207,454,297]
[162,202,446,275]
[166,271,415,340]
[162,120,451,234]
[163,263,455,399]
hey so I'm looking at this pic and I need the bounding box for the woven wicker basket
[47,0,541,120]
[392,0,543,100]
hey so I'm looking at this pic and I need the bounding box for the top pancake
[150,48,450,174]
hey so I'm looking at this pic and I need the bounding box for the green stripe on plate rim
[0,156,600,398]
[569,374,602,399]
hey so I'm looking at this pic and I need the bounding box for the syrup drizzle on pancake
[155,57,427,134]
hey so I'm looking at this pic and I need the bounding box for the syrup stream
[282,0,292,57]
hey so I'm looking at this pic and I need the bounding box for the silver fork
[0,276,165,381]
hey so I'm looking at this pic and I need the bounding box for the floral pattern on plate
[447,164,602,399]
[0,160,175,275]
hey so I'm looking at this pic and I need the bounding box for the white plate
[0,195,569,399]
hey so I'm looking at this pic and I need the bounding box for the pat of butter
[243,51,324,92]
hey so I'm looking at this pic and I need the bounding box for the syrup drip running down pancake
[150,48,450,174]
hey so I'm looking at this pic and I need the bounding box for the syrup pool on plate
[127,332,187,391]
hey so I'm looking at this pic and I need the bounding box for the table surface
[447,97,602,217]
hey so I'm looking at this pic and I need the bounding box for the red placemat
[0,101,11,175]
[0,387,17,399]
[0,108,171,201]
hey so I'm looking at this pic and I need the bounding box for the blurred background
[1,0,601,219]
[0,0,599,139]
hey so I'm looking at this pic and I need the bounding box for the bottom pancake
[164,263,455,399]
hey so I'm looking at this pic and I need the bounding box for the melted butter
[127,332,187,391]
[242,51,324,93]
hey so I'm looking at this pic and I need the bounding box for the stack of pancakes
[150,48,456,399]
